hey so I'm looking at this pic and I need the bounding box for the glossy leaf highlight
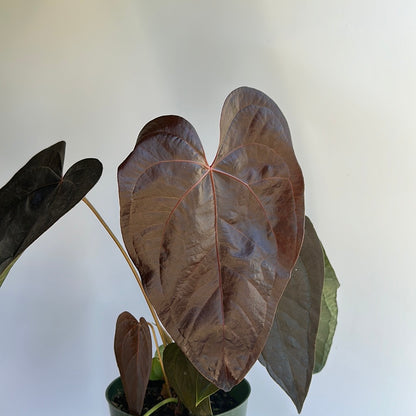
[313,247,340,373]
[259,217,325,413]
[118,87,305,391]
[0,141,102,287]
[114,312,152,416]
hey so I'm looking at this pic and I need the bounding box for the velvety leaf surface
[0,141,102,286]
[313,247,340,373]
[163,343,218,416]
[114,312,152,416]
[118,87,305,390]
[259,217,325,413]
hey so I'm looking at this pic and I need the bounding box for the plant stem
[147,322,171,397]
[82,197,167,347]
[143,398,178,416]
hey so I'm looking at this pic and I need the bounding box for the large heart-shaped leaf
[258,217,325,413]
[0,141,102,286]
[163,343,218,416]
[118,87,305,391]
[313,246,339,373]
[114,312,152,416]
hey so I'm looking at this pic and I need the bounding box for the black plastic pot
[106,377,251,416]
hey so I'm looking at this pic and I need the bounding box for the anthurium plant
[0,87,339,415]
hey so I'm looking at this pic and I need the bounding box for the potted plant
[0,87,339,416]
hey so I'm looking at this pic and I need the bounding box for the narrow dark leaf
[118,86,304,390]
[0,141,102,286]
[114,312,152,416]
[313,247,340,373]
[259,217,325,413]
[163,343,218,416]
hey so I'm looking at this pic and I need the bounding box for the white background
[1,1,415,415]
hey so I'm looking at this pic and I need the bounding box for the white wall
[1,1,415,415]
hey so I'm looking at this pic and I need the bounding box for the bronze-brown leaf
[118,87,305,391]
[114,312,152,416]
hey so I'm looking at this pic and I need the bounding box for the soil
[111,380,239,416]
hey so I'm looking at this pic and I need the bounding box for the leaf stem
[81,197,167,346]
[147,322,172,397]
[143,397,178,416]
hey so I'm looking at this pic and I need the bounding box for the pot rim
[105,377,251,416]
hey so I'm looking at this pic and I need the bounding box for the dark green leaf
[163,343,218,416]
[0,141,102,287]
[114,312,152,416]
[259,217,325,413]
[196,375,219,407]
[313,247,340,373]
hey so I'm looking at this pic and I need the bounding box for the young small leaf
[313,247,340,373]
[114,312,152,416]
[163,343,218,416]
[259,217,325,413]
[149,345,165,381]
[0,141,102,287]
